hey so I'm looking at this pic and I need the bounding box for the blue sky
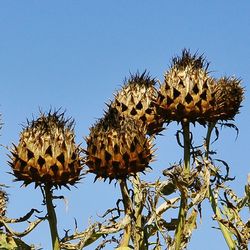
[0,1,249,249]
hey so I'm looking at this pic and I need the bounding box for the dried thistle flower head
[212,77,244,121]
[111,71,164,135]
[157,49,216,124]
[85,108,154,181]
[0,187,8,217]
[9,110,83,188]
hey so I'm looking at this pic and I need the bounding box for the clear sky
[0,1,249,249]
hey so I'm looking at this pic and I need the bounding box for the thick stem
[205,123,236,250]
[119,179,133,248]
[44,185,60,250]
[174,121,190,250]
[133,176,145,250]
[174,195,188,250]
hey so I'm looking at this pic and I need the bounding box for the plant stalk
[183,121,191,173]
[204,123,214,159]
[119,179,133,248]
[44,185,60,250]
[174,121,190,250]
[205,123,236,250]
[133,176,145,250]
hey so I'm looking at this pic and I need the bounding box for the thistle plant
[155,50,213,249]
[9,110,82,250]
[85,106,154,248]
[203,75,244,250]
[0,49,248,250]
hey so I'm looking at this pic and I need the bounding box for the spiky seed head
[9,110,82,188]
[85,108,154,181]
[212,77,244,121]
[111,71,164,135]
[0,188,8,217]
[157,49,216,124]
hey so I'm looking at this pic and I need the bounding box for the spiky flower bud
[0,187,8,217]
[111,71,164,135]
[157,50,244,124]
[85,108,154,181]
[9,111,82,188]
[213,77,244,121]
[157,49,216,124]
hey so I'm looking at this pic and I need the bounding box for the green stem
[133,176,145,250]
[174,121,190,250]
[208,187,235,250]
[44,185,60,250]
[119,179,133,248]
[205,123,214,159]
[205,123,236,250]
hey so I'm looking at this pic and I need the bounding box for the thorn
[147,165,153,170]
[94,176,99,183]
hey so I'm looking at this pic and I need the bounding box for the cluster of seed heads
[9,49,244,185]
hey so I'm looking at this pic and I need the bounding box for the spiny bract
[85,108,154,181]
[157,49,217,124]
[111,71,164,135]
[9,110,82,188]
